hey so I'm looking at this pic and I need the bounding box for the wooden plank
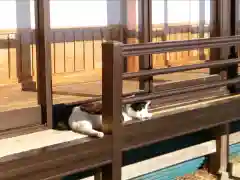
[0,124,47,140]
[0,134,112,180]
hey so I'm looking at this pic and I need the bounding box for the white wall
[0,0,210,30]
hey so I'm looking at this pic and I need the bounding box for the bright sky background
[0,0,211,29]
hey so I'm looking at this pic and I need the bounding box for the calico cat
[68,101,152,138]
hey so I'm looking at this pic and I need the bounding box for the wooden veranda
[1,0,240,180]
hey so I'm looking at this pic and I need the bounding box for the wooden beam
[139,0,153,92]
[35,0,53,128]
[208,1,233,179]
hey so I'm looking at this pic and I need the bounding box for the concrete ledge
[0,129,87,161]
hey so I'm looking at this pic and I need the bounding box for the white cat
[68,101,152,138]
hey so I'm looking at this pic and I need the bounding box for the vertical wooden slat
[31,32,35,77]
[102,41,123,180]
[93,30,103,70]
[199,0,206,60]
[18,33,23,81]
[64,31,75,73]
[163,0,169,67]
[63,32,66,73]
[35,0,53,127]
[7,34,11,79]
[84,29,94,71]
[54,32,65,73]
[74,30,84,71]
[9,34,18,81]
[52,32,56,74]
[139,0,153,92]
[73,31,76,72]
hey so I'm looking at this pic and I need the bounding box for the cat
[68,101,152,138]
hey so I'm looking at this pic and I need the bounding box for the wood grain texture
[0,135,112,180]
[123,95,240,151]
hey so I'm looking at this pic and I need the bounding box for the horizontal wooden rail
[123,58,240,80]
[123,76,240,104]
[123,95,240,151]
[121,35,240,56]
[66,90,147,106]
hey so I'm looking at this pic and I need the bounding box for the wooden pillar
[126,0,138,73]
[208,1,233,179]
[209,0,220,74]
[35,0,53,128]
[163,0,169,67]
[102,42,123,180]
[139,0,153,92]
[209,125,230,180]
[227,0,238,93]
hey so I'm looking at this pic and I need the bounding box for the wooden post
[227,0,238,94]
[102,41,123,180]
[209,125,230,180]
[139,0,153,93]
[208,0,231,179]
[209,0,220,74]
[163,0,169,67]
[35,0,53,128]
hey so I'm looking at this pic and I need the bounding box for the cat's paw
[147,113,153,118]
[97,132,104,138]
[141,113,153,121]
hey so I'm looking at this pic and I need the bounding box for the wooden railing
[0,24,210,85]
[100,35,240,180]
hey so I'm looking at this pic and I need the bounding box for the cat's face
[79,100,152,121]
[126,101,152,120]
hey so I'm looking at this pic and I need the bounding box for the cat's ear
[145,100,151,108]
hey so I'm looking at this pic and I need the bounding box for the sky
[0,0,211,29]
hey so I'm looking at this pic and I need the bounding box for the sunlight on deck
[0,69,209,112]
[0,129,87,162]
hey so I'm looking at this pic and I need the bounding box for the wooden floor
[0,69,209,112]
